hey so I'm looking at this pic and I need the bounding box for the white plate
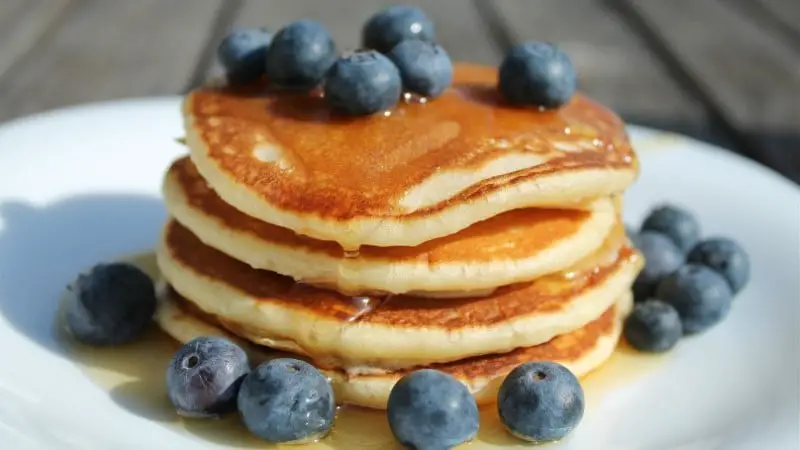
[0,99,797,450]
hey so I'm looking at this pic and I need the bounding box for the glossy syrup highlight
[57,251,665,449]
[191,63,636,219]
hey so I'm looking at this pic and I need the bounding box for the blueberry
[217,27,271,84]
[324,50,402,115]
[63,262,156,346]
[688,238,750,294]
[498,41,577,108]
[656,264,734,334]
[238,358,335,443]
[387,369,478,449]
[362,5,436,54]
[641,205,700,253]
[388,40,453,98]
[624,299,683,352]
[498,362,584,443]
[633,231,685,301]
[265,19,336,89]
[166,337,249,418]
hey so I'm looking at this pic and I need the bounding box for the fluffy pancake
[156,219,642,372]
[183,63,638,249]
[164,156,617,296]
[156,284,632,409]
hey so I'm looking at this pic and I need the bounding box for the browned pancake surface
[169,288,617,379]
[186,63,635,219]
[403,303,616,379]
[170,157,598,261]
[164,220,634,328]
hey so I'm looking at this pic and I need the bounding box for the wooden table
[1,0,798,182]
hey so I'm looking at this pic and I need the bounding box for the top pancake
[184,63,638,249]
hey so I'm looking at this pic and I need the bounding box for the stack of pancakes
[154,63,644,409]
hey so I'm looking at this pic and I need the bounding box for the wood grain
[487,0,714,142]
[0,0,224,122]
[200,0,499,82]
[0,0,73,81]
[625,0,800,180]
[756,0,800,34]
[726,0,800,56]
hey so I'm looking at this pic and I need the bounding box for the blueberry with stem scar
[166,336,250,418]
[498,361,585,443]
[324,50,402,116]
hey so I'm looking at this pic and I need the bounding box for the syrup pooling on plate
[187,63,635,218]
[56,251,665,449]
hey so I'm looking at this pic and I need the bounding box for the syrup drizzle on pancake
[186,63,636,219]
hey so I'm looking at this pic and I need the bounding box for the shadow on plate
[0,194,289,446]
[0,194,164,356]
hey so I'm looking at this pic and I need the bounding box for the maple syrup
[56,251,665,449]
[342,249,360,259]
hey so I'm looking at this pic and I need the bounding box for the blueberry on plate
[498,361,584,443]
[238,358,335,443]
[624,299,683,352]
[217,27,271,84]
[633,231,685,301]
[362,4,436,54]
[656,264,734,334]
[498,41,577,108]
[387,369,479,449]
[324,50,402,115]
[166,336,250,418]
[641,204,700,254]
[688,237,750,294]
[265,19,336,89]
[388,40,453,98]
[63,262,156,346]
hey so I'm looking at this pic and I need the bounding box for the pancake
[183,63,638,249]
[164,156,617,296]
[156,283,632,409]
[156,219,642,372]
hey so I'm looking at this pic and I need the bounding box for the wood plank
[625,0,800,181]
[0,0,73,80]
[489,0,713,141]
[0,0,225,122]
[756,0,800,34]
[725,0,800,53]
[202,0,499,80]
